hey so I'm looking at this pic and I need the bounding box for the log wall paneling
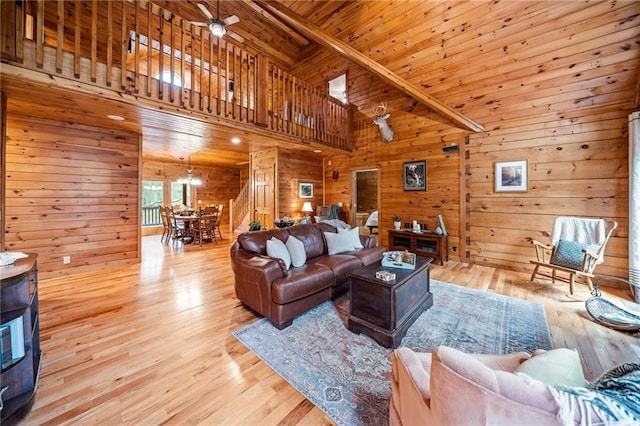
[4,115,141,278]
[276,150,323,221]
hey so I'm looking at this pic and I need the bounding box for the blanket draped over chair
[552,363,640,424]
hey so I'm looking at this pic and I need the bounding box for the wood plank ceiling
[5,0,639,167]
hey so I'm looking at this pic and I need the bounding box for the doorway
[352,169,379,233]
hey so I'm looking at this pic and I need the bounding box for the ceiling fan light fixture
[210,21,226,38]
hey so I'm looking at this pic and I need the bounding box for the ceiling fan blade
[197,3,215,21]
[190,22,210,27]
[224,15,240,26]
[227,30,244,43]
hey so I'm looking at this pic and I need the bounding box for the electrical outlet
[63,256,71,264]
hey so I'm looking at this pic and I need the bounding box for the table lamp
[302,202,314,223]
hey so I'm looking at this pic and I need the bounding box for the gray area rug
[233,280,552,426]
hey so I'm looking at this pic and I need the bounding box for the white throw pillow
[266,237,291,270]
[338,227,364,250]
[324,231,356,255]
[285,235,306,267]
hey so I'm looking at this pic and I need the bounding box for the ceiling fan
[191,1,244,43]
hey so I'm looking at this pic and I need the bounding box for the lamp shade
[301,202,313,213]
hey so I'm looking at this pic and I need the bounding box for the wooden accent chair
[530,217,617,294]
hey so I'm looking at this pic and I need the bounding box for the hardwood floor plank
[22,229,639,425]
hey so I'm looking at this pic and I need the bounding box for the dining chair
[211,205,224,240]
[192,215,216,245]
[160,206,172,243]
[169,211,188,244]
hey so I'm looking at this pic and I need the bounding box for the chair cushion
[267,237,291,270]
[514,348,586,387]
[285,235,306,267]
[550,239,587,270]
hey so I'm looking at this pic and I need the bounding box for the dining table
[170,213,217,244]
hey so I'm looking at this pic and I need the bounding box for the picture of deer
[372,102,394,143]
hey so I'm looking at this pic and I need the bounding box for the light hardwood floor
[23,228,639,425]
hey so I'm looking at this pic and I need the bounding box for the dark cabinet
[388,230,448,265]
[1,253,40,425]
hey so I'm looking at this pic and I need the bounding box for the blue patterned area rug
[233,280,552,426]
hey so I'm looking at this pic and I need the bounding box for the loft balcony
[1,0,354,152]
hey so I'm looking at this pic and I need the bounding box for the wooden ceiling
[4,0,639,168]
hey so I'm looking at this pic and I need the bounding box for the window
[141,181,163,226]
[328,73,347,104]
[171,181,191,207]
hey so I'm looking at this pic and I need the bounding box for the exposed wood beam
[241,0,309,46]
[253,0,485,133]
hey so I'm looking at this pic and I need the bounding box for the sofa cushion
[288,223,327,259]
[337,227,364,250]
[308,254,363,284]
[267,237,291,270]
[285,235,306,267]
[345,246,386,266]
[238,228,289,255]
[271,264,334,304]
[324,231,357,255]
[514,348,586,387]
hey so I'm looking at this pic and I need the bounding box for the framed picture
[403,160,427,191]
[495,160,528,192]
[299,182,314,198]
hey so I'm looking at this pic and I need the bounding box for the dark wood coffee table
[348,256,433,348]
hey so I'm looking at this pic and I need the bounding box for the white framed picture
[299,182,313,198]
[495,160,528,192]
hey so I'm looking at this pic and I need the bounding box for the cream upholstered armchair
[390,346,602,426]
[529,217,617,294]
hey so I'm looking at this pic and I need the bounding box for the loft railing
[1,0,353,151]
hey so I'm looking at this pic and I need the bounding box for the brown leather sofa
[230,222,385,329]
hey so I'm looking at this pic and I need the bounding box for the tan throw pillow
[266,237,291,270]
[337,227,364,250]
[285,235,306,267]
[514,348,586,387]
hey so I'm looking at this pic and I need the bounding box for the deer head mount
[372,102,394,143]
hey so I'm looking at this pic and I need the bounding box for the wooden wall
[291,0,637,276]
[250,146,324,225]
[4,115,141,278]
[142,160,244,224]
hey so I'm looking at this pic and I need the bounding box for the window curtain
[629,111,640,290]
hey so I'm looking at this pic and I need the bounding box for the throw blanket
[551,363,640,425]
[551,217,606,247]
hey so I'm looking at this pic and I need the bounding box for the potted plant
[392,215,402,230]
[249,220,262,231]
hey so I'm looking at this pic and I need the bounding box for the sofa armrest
[230,242,286,317]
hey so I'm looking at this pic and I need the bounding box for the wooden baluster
[120,0,127,90]
[180,17,185,106]
[208,32,213,113]
[55,0,63,73]
[169,12,175,103]
[189,22,195,109]
[133,0,139,91]
[158,6,163,100]
[216,38,221,115]
[36,0,43,68]
[91,0,97,82]
[146,0,152,97]
[73,1,81,77]
[225,42,231,117]
[199,26,204,111]
[106,0,113,86]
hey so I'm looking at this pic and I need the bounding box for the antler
[373,102,387,117]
